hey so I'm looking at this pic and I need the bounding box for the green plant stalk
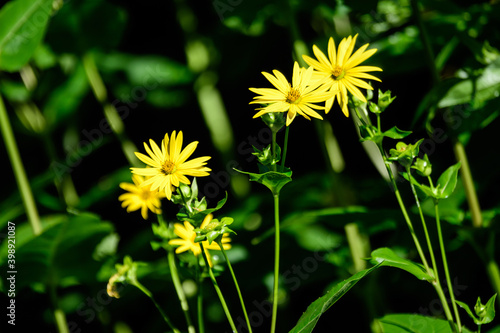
[168,248,196,333]
[271,193,280,333]
[280,126,290,172]
[453,140,482,228]
[407,167,453,322]
[0,94,42,235]
[133,280,181,333]
[434,202,462,332]
[195,258,205,333]
[272,131,277,172]
[49,280,69,333]
[219,242,253,333]
[82,53,140,167]
[199,243,237,332]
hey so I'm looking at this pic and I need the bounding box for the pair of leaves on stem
[403,162,462,200]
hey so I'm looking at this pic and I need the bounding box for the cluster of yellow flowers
[250,34,382,125]
[117,34,380,266]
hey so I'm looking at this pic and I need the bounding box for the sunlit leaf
[370,247,432,281]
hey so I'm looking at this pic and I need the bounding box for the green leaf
[0,213,114,291]
[176,192,228,227]
[288,263,381,333]
[382,126,412,139]
[370,247,432,281]
[435,162,461,199]
[0,0,53,71]
[234,168,292,195]
[401,172,435,198]
[375,313,457,333]
[438,58,500,108]
[476,293,497,325]
[456,300,480,324]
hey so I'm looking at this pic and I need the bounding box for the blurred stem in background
[17,64,80,208]
[174,0,249,199]
[411,0,483,229]
[0,94,42,235]
[82,53,140,168]
[412,0,500,307]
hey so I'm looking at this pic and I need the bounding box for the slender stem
[49,280,69,333]
[280,126,290,172]
[134,281,181,333]
[272,131,277,172]
[434,202,462,332]
[196,259,205,333]
[82,53,140,167]
[410,0,439,86]
[179,188,194,216]
[406,167,454,322]
[219,242,253,333]
[383,159,430,272]
[271,193,280,333]
[0,94,42,235]
[199,243,237,332]
[453,140,482,228]
[376,114,381,133]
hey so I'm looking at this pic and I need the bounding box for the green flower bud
[378,89,396,112]
[252,144,281,166]
[412,154,432,177]
[368,101,381,114]
[474,297,487,318]
[388,139,423,168]
[194,216,236,244]
[261,112,286,133]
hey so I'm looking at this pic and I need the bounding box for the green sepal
[252,144,281,167]
[456,294,497,326]
[261,112,285,133]
[194,217,236,245]
[176,192,228,227]
[435,162,461,200]
[234,167,292,195]
[388,139,424,168]
[377,89,397,112]
[412,154,432,177]
[370,247,433,281]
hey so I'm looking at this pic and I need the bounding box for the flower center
[331,65,345,80]
[162,161,176,175]
[286,88,301,104]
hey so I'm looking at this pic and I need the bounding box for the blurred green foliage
[1,0,500,332]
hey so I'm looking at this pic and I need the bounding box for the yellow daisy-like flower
[249,61,334,126]
[302,34,382,117]
[118,175,165,220]
[131,131,211,200]
[168,214,231,267]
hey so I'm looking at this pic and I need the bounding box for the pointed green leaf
[375,314,455,333]
[401,172,435,198]
[477,293,497,325]
[456,300,480,324]
[0,0,53,71]
[288,263,381,333]
[436,162,461,199]
[370,247,432,281]
[176,192,228,226]
[234,168,292,195]
[382,126,412,139]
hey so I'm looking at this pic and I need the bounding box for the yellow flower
[131,131,211,200]
[118,175,165,220]
[303,34,382,117]
[168,214,231,267]
[249,61,334,126]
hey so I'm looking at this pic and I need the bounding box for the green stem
[434,202,462,332]
[406,167,454,323]
[49,280,69,333]
[0,94,42,235]
[219,242,253,333]
[134,281,181,333]
[271,193,280,333]
[410,0,439,86]
[196,258,205,333]
[280,126,290,172]
[453,140,482,228]
[199,243,237,332]
[383,158,430,272]
[179,188,194,216]
[272,131,277,172]
[82,53,140,167]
